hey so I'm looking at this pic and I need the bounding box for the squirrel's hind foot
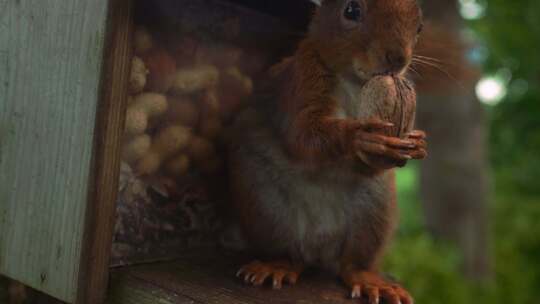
[236,260,304,290]
[342,270,413,304]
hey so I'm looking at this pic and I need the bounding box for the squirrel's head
[310,0,423,79]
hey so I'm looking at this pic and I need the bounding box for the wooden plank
[108,273,199,304]
[110,252,358,304]
[0,0,114,302]
[76,0,133,303]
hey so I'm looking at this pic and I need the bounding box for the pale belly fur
[229,120,392,273]
[229,72,392,272]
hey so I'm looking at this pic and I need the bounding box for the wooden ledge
[108,251,359,304]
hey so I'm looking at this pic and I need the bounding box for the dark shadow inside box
[193,0,315,31]
[112,0,311,267]
[133,0,313,57]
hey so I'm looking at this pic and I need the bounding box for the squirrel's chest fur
[229,110,394,272]
[332,74,366,118]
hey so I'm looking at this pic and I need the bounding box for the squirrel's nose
[385,51,407,72]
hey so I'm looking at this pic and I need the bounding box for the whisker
[412,58,447,71]
[412,58,444,70]
[412,57,443,65]
[411,59,464,89]
[414,54,444,63]
[413,55,459,69]
[407,66,422,78]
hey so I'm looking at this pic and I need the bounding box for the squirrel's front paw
[350,119,416,169]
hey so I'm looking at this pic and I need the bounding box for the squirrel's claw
[361,119,394,131]
[351,285,362,298]
[402,129,428,160]
[407,148,427,159]
[405,130,427,140]
[352,124,422,169]
[236,260,303,290]
[354,140,413,161]
[343,271,413,304]
[366,286,380,304]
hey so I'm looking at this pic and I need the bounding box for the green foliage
[387,2,540,301]
[487,87,540,193]
[390,168,540,304]
[472,1,540,298]
[489,181,540,303]
[385,234,472,304]
[472,0,540,79]
[388,167,474,304]
[470,0,540,194]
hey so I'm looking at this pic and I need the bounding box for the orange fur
[277,40,353,162]
[269,0,424,166]
[229,1,426,302]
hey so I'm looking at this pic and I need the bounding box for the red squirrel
[228,0,427,303]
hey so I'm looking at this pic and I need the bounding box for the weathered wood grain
[109,252,361,304]
[77,0,133,303]
[108,274,198,304]
[0,0,116,302]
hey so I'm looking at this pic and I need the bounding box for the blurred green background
[389,0,540,303]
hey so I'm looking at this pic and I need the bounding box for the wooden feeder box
[0,0,358,303]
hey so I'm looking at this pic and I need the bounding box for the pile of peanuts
[122,26,255,182]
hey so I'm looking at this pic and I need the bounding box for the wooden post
[77,0,133,303]
[0,0,133,302]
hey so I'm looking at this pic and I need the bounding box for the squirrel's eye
[344,1,363,22]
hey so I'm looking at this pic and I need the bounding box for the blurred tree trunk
[415,0,492,280]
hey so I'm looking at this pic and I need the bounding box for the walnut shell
[356,76,416,168]
[357,75,416,138]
